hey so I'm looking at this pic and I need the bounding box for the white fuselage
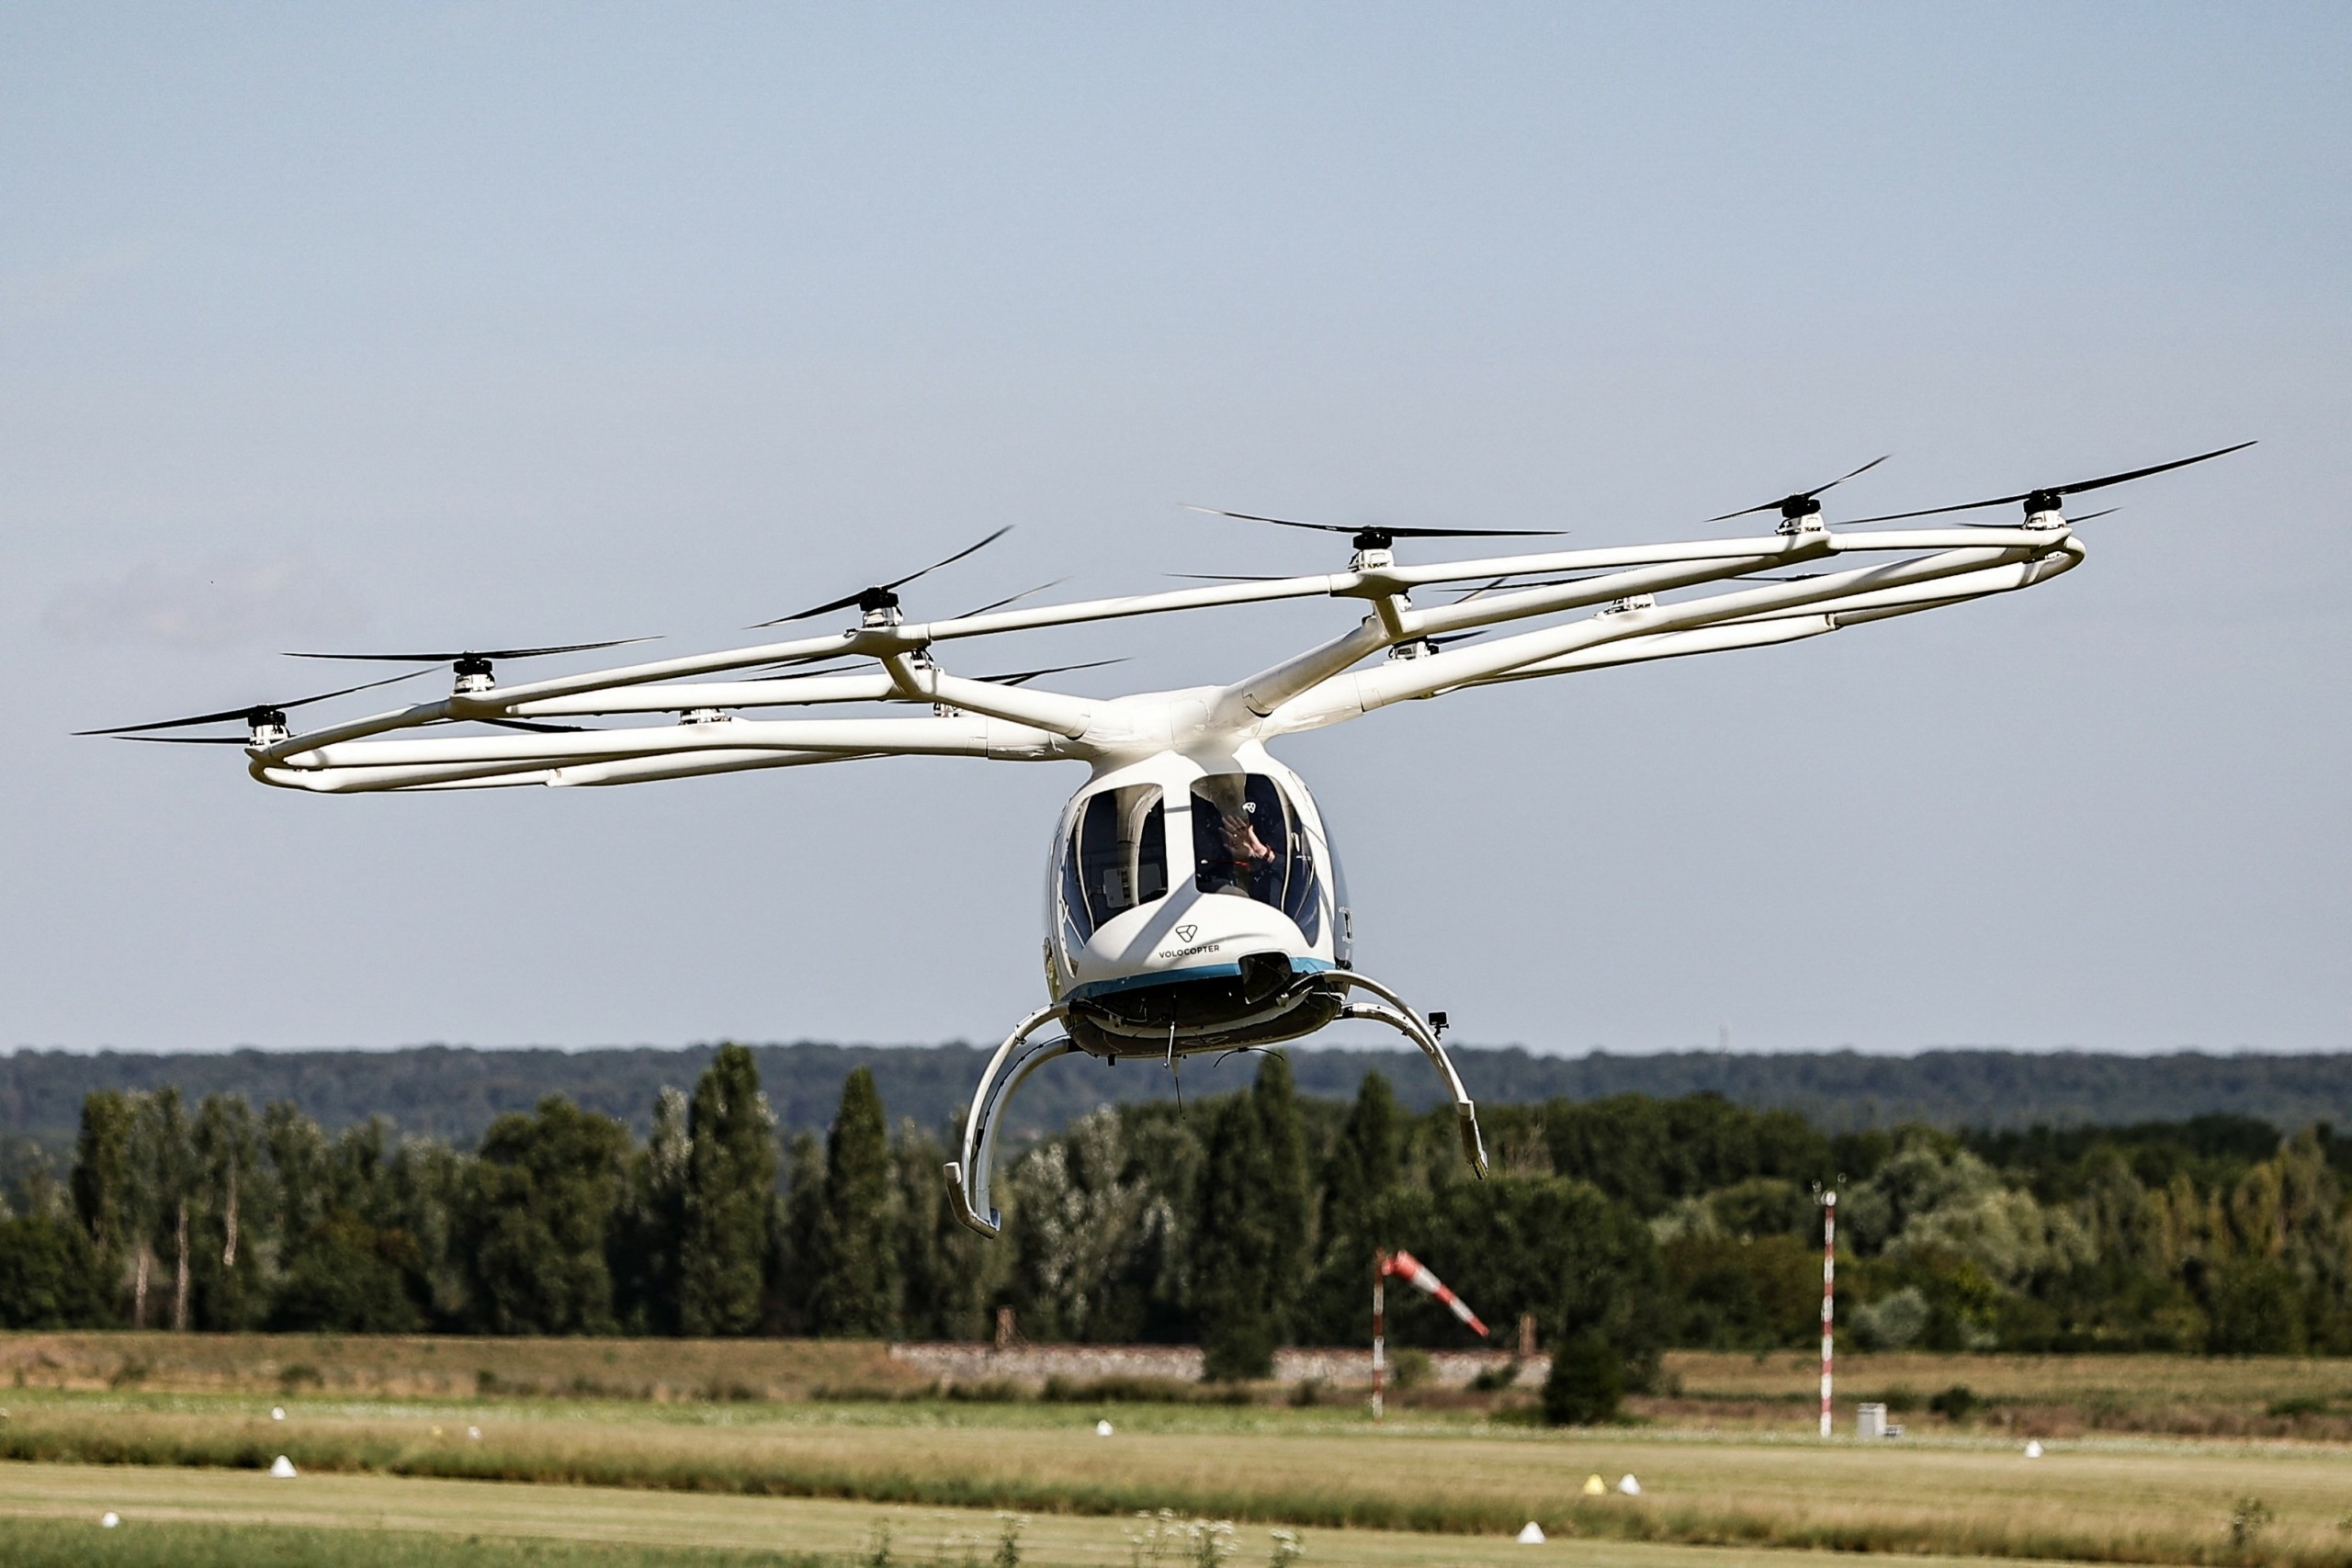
[1042,735,1351,1056]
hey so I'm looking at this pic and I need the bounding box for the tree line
[3,1044,2350,1415]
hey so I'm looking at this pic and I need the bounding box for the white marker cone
[2023,1439,2043,1459]
[1618,1473,1642,1496]
[269,1455,298,1478]
[1095,1419,1114,1437]
[271,1406,286,1421]
[100,1512,120,1529]
[1516,1521,1546,1543]
[1582,1474,1605,1495]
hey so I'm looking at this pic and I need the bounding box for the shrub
[1928,1384,1979,1423]
[1388,1348,1432,1390]
[1541,1330,1623,1425]
[1469,1360,1521,1393]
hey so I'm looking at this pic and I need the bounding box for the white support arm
[255,746,870,794]
[266,714,1065,774]
[881,653,1098,738]
[510,674,900,716]
[1271,541,2054,731]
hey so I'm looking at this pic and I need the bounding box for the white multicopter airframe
[89,444,2250,1235]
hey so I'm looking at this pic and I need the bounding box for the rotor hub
[858,587,904,626]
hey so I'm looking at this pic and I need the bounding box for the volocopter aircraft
[86,442,2252,1236]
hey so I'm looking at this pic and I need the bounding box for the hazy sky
[4,6,2346,1055]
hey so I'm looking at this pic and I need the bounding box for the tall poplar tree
[1301,1070,1404,1342]
[809,1066,898,1337]
[71,1091,134,1323]
[679,1044,776,1336]
[1193,1054,1310,1380]
[190,1095,264,1330]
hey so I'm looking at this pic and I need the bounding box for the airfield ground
[1,1337,2348,1565]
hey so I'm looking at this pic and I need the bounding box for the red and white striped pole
[1819,1190,1837,1438]
[1371,1250,1387,1423]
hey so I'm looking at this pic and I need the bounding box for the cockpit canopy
[1059,770,1325,945]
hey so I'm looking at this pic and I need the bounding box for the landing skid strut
[944,977,1487,1238]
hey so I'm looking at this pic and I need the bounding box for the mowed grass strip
[0,1517,827,1568]
[0,1461,2104,1568]
[4,1395,2351,1564]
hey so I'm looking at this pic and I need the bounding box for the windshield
[1190,773,1323,942]
[1062,784,1168,941]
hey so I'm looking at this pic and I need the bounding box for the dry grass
[0,1332,927,1404]
[15,1335,2352,1441]
[0,1461,2139,1568]
[3,1387,2352,1564]
[1654,1351,2352,1441]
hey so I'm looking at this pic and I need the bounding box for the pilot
[1195,775,1276,895]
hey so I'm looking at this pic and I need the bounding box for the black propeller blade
[954,576,1068,620]
[286,637,654,664]
[1707,455,1891,524]
[76,669,431,739]
[1448,571,1612,602]
[1838,442,2255,525]
[1183,504,1564,553]
[976,657,1128,687]
[752,526,1014,627]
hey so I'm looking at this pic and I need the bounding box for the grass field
[6,1336,2352,1564]
[0,1461,2152,1568]
[3,1388,2351,1563]
[9,1333,2352,1438]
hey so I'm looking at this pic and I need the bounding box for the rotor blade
[286,637,654,663]
[754,588,868,627]
[1448,571,1610,601]
[477,717,594,734]
[1166,572,1297,583]
[956,576,1068,619]
[1182,503,1563,539]
[75,668,430,736]
[113,735,261,745]
[754,525,1017,627]
[1706,455,1891,523]
[976,657,1128,687]
[1839,442,2255,525]
[885,525,1014,592]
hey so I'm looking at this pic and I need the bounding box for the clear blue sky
[3,5,2345,1054]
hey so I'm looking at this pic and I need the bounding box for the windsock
[1381,1248,1488,1337]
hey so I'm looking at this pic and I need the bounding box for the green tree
[190,1095,265,1330]
[460,1096,631,1335]
[809,1066,899,1337]
[680,1043,777,1336]
[123,1090,195,1329]
[269,1211,426,1333]
[70,1090,135,1324]
[893,1118,998,1340]
[0,1213,109,1328]
[264,1106,435,1333]
[1193,1055,1311,1380]
[615,1085,693,1335]
[777,1130,827,1334]
[1302,1071,1404,1342]
[1541,1328,1625,1425]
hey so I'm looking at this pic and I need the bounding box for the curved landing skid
[944,976,1487,1238]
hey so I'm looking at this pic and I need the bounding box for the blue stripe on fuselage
[1068,956,1334,1005]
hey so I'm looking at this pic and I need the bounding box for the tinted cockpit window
[1062,784,1168,941]
[1190,773,1323,942]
